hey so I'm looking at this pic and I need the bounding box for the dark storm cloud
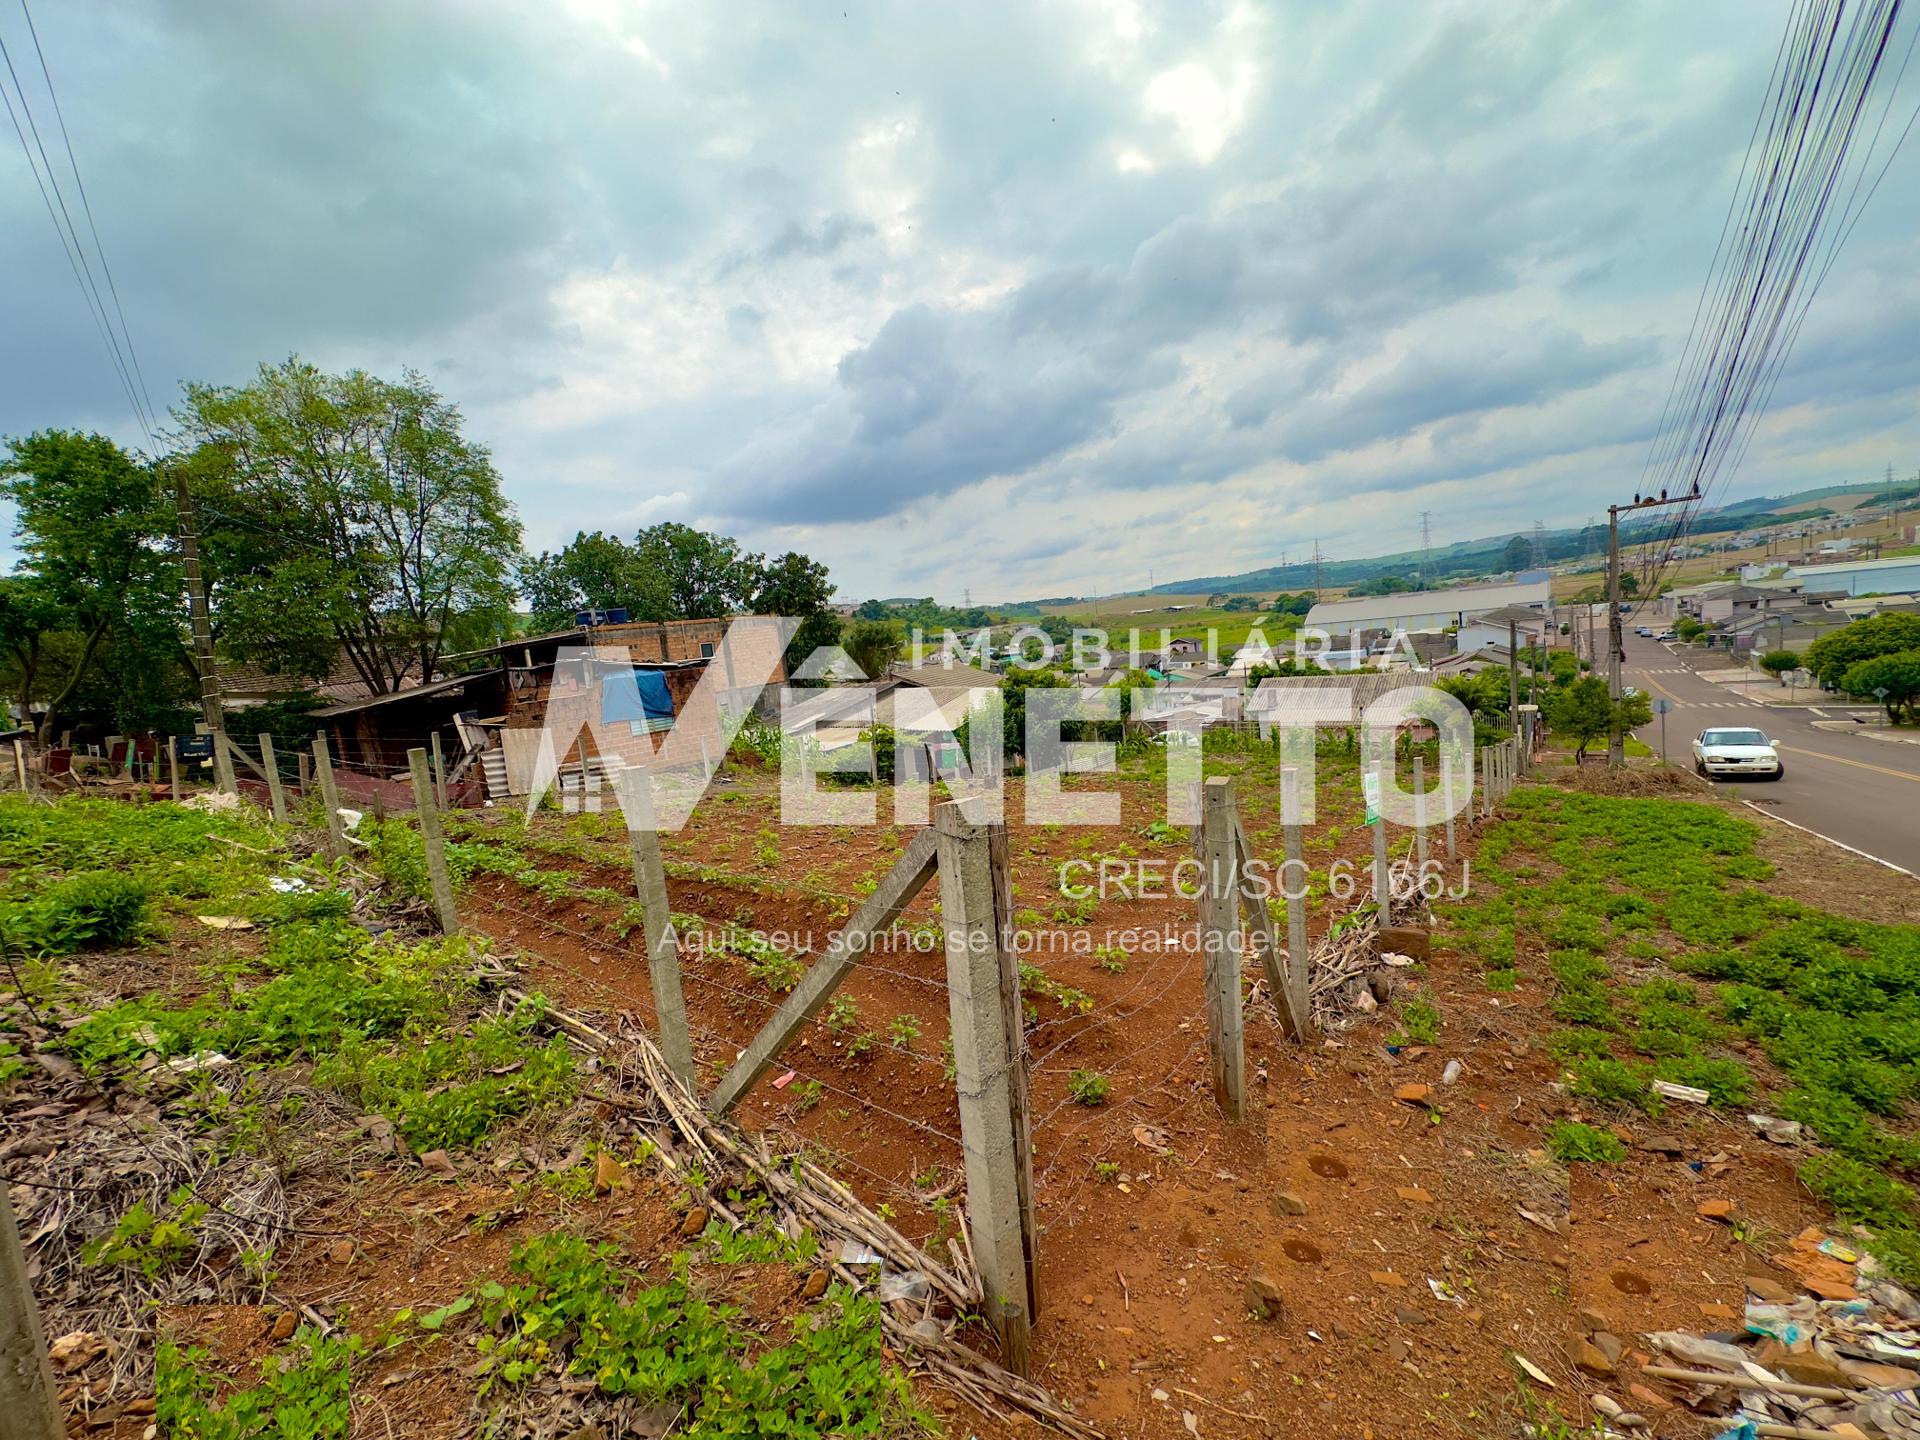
[5,0,1919,597]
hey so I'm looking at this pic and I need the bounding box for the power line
[0,13,155,445]
[16,0,157,429]
[1633,0,1918,605]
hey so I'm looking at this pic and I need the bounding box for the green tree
[520,523,780,630]
[1544,675,1649,763]
[843,619,903,682]
[1502,535,1532,572]
[1001,666,1069,761]
[1805,613,1920,689]
[1840,650,1920,723]
[1758,650,1801,681]
[0,432,176,741]
[636,522,763,620]
[177,359,521,693]
[1674,617,1706,641]
[752,551,840,674]
[519,530,670,630]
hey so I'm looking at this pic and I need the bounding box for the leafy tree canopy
[1841,649,1920,723]
[177,358,521,694]
[0,431,176,740]
[1805,613,1920,688]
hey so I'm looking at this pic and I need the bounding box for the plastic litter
[1441,1059,1464,1085]
[877,1269,931,1303]
[837,1240,883,1266]
[1743,1301,1812,1346]
[1746,1113,1804,1144]
[268,876,312,894]
[1646,1331,1749,1370]
[1651,1080,1710,1105]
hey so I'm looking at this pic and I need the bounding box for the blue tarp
[599,668,676,725]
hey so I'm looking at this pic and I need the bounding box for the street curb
[1739,801,1915,877]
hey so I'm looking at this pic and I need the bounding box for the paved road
[1619,633,1920,874]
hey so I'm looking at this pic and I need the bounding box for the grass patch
[1545,1121,1625,1165]
[1452,786,1920,1284]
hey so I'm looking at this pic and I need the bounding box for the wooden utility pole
[173,473,234,794]
[407,748,460,935]
[168,736,181,802]
[615,768,694,1090]
[1607,489,1695,765]
[259,734,288,823]
[1198,777,1246,1122]
[933,802,1036,1374]
[312,734,347,859]
[1,1183,64,1440]
[1507,616,1521,737]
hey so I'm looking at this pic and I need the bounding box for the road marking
[1739,801,1915,877]
[1772,743,1920,784]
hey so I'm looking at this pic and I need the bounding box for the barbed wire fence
[172,722,1518,1375]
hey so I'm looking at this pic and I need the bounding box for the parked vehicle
[1634,626,1652,636]
[1655,630,1677,641]
[1691,726,1784,780]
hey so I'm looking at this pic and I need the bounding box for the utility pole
[1608,488,1695,766]
[174,473,234,794]
[1419,512,1433,587]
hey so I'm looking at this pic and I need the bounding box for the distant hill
[1146,481,1901,596]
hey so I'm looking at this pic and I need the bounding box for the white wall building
[1781,555,1920,598]
[1304,579,1553,642]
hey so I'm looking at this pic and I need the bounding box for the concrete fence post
[1198,777,1247,1122]
[407,748,461,935]
[0,1183,64,1440]
[259,733,288,823]
[616,768,695,1090]
[312,734,347,860]
[430,732,449,812]
[1371,759,1391,927]
[1412,754,1429,876]
[1280,765,1312,1036]
[934,802,1037,1375]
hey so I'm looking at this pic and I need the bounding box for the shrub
[1568,1057,1660,1114]
[6,870,150,954]
[159,1327,359,1440]
[315,1002,574,1151]
[1545,1121,1626,1165]
[1390,992,1441,1046]
[1067,1069,1111,1106]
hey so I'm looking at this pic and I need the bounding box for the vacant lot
[10,742,1920,1439]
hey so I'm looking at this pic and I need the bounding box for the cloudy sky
[4,0,1919,602]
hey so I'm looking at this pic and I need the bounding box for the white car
[1692,726,1784,780]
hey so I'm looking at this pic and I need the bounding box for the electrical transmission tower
[1531,520,1547,570]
